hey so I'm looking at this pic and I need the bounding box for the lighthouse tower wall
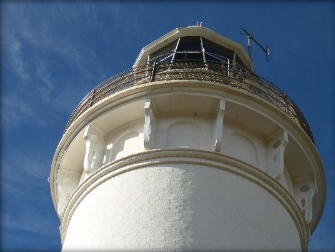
[63,161,301,251]
[50,26,326,252]
[55,85,314,251]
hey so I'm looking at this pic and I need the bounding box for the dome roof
[133,26,252,69]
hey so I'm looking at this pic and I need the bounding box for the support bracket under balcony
[83,123,106,175]
[144,98,157,150]
[267,129,289,180]
[214,99,226,152]
[293,177,316,224]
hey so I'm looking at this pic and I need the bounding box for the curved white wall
[62,161,301,251]
[52,90,324,252]
[227,132,258,167]
[57,112,296,216]
[166,122,201,148]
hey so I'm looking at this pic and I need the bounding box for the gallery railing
[64,60,314,143]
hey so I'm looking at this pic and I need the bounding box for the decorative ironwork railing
[64,60,314,143]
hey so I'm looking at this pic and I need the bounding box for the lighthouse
[50,26,325,251]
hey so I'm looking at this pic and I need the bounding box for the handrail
[64,60,314,144]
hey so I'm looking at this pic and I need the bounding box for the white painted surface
[63,163,301,251]
[51,89,323,251]
[50,61,325,251]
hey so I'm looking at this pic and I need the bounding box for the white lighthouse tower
[50,26,325,251]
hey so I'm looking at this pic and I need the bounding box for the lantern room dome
[133,26,252,70]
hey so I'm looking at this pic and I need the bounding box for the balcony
[65,60,314,144]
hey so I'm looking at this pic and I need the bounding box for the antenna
[240,28,270,62]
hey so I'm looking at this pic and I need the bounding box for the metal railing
[64,60,314,143]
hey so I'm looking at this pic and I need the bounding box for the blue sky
[1,2,334,251]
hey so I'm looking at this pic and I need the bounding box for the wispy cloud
[2,149,59,241]
[4,34,30,83]
[51,87,87,114]
[2,3,97,127]
[3,152,50,197]
[2,95,37,127]
[3,207,57,235]
[3,2,108,81]
[34,58,55,104]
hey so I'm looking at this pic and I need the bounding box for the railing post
[150,62,156,82]
[90,89,96,107]
[283,94,288,113]
[227,59,230,77]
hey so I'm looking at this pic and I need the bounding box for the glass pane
[205,53,222,63]
[177,36,201,52]
[157,54,173,64]
[235,55,245,67]
[149,39,178,61]
[202,38,234,60]
[174,52,203,62]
